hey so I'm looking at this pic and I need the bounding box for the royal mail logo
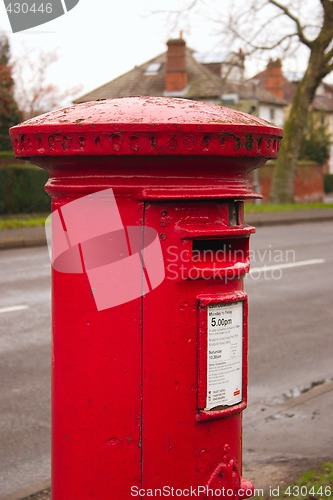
[3,0,80,33]
[45,188,165,311]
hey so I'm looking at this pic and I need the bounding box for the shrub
[0,162,49,214]
[300,123,330,165]
[324,174,333,193]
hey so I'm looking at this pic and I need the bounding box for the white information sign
[206,302,243,410]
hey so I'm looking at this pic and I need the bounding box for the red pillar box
[10,97,282,499]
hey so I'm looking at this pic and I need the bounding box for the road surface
[243,221,333,488]
[0,247,51,499]
[0,220,332,498]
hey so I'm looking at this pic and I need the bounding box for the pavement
[1,206,333,500]
[0,226,47,251]
[243,379,333,493]
[1,207,333,251]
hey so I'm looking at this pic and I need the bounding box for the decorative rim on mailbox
[10,96,283,158]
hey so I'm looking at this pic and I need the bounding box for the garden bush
[0,161,49,214]
[324,174,333,193]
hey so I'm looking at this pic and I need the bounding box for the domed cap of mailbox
[10,96,282,158]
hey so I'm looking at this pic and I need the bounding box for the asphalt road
[0,221,332,498]
[0,248,51,500]
[243,221,333,487]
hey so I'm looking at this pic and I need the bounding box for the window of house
[270,108,275,121]
[144,63,161,76]
[221,93,239,106]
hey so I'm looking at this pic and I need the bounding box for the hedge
[0,161,50,214]
[324,174,333,194]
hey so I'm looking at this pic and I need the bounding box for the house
[75,37,286,128]
[312,82,333,175]
[75,37,331,200]
[251,58,333,174]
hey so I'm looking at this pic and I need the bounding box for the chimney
[264,59,284,99]
[165,37,188,92]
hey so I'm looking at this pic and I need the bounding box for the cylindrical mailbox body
[10,97,282,499]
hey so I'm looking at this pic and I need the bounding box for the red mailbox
[10,97,282,499]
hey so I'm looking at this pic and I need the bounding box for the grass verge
[245,202,333,214]
[254,462,333,500]
[280,462,333,499]
[0,213,47,230]
[1,202,333,231]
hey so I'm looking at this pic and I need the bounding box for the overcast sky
[2,0,214,100]
[0,0,326,104]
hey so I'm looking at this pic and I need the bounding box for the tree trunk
[270,82,311,202]
[270,45,331,203]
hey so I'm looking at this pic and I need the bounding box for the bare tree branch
[268,0,313,47]
[231,31,297,53]
[324,45,333,63]
[13,48,81,118]
[320,0,333,15]
[326,61,333,74]
[315,0,333,48]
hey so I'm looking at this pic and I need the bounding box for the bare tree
[157,0,333,202]
[13,48,81,119]
[251,1,333,202]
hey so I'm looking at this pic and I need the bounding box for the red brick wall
[252,160,324,202]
